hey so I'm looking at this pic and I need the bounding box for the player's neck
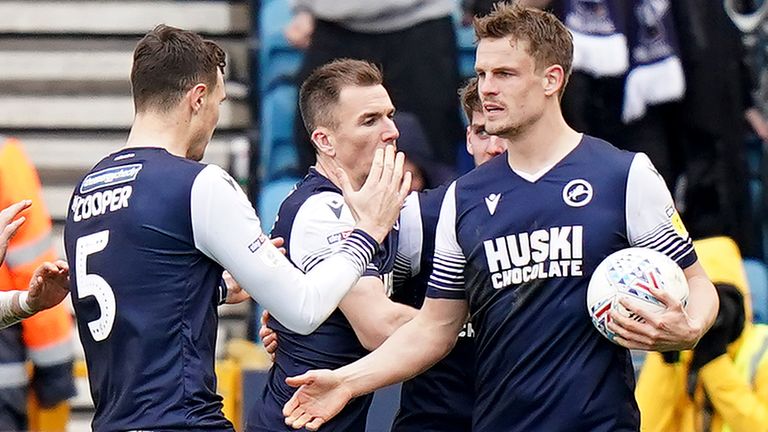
[125,112,190,159]
[504,109,581,175]
[315,156,364,190]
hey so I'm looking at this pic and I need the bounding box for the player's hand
[284,11,315,50]
[223,271,250,304]
[335,145,411,243]
[0,200,31,266]
[27,260,70,313]
[259,310,278,361]
[607,284,702,351]
[271,237,286,255]
[283,369,351,430]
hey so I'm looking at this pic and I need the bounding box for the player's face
[475,37,547,139]
[188,70,226,161]
[466,110,509,166]
[328,84,398,185]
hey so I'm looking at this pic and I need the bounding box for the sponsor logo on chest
[483,225,584,289]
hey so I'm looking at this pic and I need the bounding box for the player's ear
[465,127,475,156]
[188,83,208,114]
[311,128,335,157]
[542,65,565,97]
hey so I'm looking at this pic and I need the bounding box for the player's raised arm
[191,145,410,335]
[283,297,467,430]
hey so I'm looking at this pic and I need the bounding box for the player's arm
[339,277,417,350]
[610,153,718,351]
[287,190,417,349]
[0,260,70,329]
[258,279,418,354]
[191,147,410,335]
[282,181,468,430]
[283,297,467,431]
[0,290,32,328]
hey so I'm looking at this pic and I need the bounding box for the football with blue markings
[587,247,689,343]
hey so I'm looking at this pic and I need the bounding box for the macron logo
[485,193,501,215]
[327,200,343,219]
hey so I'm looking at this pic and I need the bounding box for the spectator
[0,137,75,432]
[663,0,755,256]
[637,239,768,432]
[285,0,464,174]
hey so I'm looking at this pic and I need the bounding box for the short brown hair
[131,24,226,113]
[459,78,482,123]
[299,59,383,134]
[474,2,573,91]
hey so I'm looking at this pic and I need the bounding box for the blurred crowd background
[2,0,768,430]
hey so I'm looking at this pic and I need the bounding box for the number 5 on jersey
[76,230,116,341]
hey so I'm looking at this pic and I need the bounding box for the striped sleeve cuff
[426,250,466,299]
[634,222,697,269]
[338,229,379,275]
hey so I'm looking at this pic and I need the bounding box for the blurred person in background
[725,0,768,144]
[666,0,756,257]
[637,238,768,432]
[0,137,75,432]
[284,0,464,179]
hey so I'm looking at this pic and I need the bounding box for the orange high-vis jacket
[0,137,75,413]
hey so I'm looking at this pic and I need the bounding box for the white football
[587,247,689,343]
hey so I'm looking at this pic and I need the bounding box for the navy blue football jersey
[64,148,232,431]
[246,168,398,432]
[391,185,473,432]
[427,136,696,432]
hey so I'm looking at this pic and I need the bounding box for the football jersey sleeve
[190,165,379,335]
[394,191,423,287]
[290,191,380,277]
[626,153,697,269]
[427,182,466,299]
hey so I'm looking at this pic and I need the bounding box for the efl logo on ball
[587,247,688,343]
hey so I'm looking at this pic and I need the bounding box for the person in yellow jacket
[0,137,75,431]
[637,237,768,432]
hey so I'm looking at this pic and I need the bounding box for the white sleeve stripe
[301,248,334,269]
[338,232,377,274]
[434,259,466,270]
[437,250,466,259]
[634,221,681,244]
[434,264,465,275]
[634,225,690,250]
[303,250,334,271]
[435,254,466,263]
[427,282,465,291]
[434,255,466,265]
[430,271,464,285]
[300,246,334,265]
[432,271,464,285]
[636,232,679,251]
